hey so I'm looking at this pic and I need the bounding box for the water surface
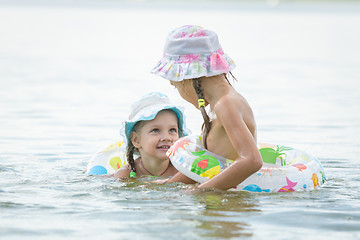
[0,1,359,239]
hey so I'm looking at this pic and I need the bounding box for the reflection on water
[193,191,260,238]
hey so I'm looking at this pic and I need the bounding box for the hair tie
[130,172,137,178]
[198,99,205,108]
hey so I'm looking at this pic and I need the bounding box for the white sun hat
[151,25,236,82]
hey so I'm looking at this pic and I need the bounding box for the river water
[0,1,359,239]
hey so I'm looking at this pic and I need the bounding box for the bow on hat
[210,53,230,72]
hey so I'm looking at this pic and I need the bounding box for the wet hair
[192,73,236,149]
[126,109,182,176]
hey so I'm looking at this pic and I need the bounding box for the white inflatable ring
[167,135,326,192]
[85,141,127,175]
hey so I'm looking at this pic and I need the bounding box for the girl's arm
[164,171,197,184]
[198,97,263,190]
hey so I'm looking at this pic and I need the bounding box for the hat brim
[151,53,236,82]
[120,104,190,145]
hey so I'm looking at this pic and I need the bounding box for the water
[1,1,360,239]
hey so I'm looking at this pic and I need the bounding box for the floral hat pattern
[151,25,236,82]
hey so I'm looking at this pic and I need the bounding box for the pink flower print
[174,32,187,39]
[178,54,201,63]
[189,29,208,38]
[217,48,224,55]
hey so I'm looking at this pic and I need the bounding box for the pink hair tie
[210,52,229,72]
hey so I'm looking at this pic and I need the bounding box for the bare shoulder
[112,164,131,178]
[213,91,257,142]
[213,92,246,117]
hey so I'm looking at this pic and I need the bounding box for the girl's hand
[152,178,169,184]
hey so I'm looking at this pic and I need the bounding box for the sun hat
[120,92,190,146]
[151,25,236,82]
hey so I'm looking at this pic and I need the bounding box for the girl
[151,25,263,190]
[114,92,190,178]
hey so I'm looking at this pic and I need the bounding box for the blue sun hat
[120,92,190,146]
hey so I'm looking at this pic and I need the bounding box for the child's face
[131,110,179,161]
[170,80,199,108]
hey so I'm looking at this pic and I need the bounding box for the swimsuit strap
[140,159,170,176]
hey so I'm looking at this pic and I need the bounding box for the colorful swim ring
[85,141,127,175]
[167,135,326,192]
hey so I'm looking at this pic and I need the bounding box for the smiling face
[131,110,179,162]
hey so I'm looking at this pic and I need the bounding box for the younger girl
[151,25,263,190]
[114,92,189,178]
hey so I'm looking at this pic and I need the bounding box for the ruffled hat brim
[151,52,236,82]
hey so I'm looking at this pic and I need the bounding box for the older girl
[151,25,263,190]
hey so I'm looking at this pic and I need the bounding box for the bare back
[205,89,257,160]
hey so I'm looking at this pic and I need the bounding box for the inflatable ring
[85,141,127,175]
[167,135,326,192]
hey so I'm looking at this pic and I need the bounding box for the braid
[192,78,211,149]
[126,143,136,177]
